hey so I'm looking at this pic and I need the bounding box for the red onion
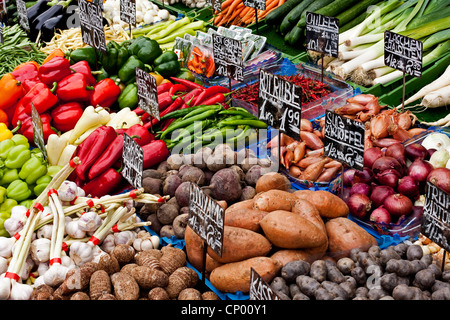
[343,169,356,187]
[370,206,391,224]
[354,167,374,184]
[376,169,401,189]
[383,193,413,217]
[397,175,420,199]
[405,143,428,161]
[348,193,372,218]
[364,147,384,168]
[407,159,434,183]
[350,183,371,197]
[372,156,403,176]
[427,168,450,194]
[427,148,437,159]
[370,185,395,208]
[385,143,406,165]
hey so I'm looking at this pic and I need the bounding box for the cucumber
[279,0,315,35]
[335,0,382,27]
[295,0,335,29]
[297,0,361,28]
[265,0,305,26]
[287,25,305,46]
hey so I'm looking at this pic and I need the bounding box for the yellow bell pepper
[149,72,164,86]
[0,122,19,142]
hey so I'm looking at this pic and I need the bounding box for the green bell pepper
[19,199,34,209]
[68,46,98,69]
[11,134,29,148]
[0,198,17,213]
[47,165,62,177]
[0,168,19,186]
[118,55,145,84]
[153,51,180,78]
[6,180,32,202]
[0,186,6,203]
[175,68,196,82]
[19,156,48,185]
[5,144,31,169]
[118,83,139,110]
[0,211,10,236]
[129,37,162,65]
[33,175,52,197]
[101,40,129,75]
[96,67,110,82]
[0,139,15,159]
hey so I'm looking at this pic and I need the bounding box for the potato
[380,273,400,292]
[368,287,389,300]
[310,260,327,282]
[142,177,162,195]
[162,174,182,197]
[350,266,367,286]
[325,218,377,260]
[296,275,320,297]
[337,258,356,275]
[255,172,290,193]
[293,190,349,219]
[156,203,179,225]
[321,281,349,299]
[181,167,206,186]
[325,260,345,284]
[209,257,282,293]
[432,287,450,300]
[314,287,334,300]
[270,277,289,297]
[413,269,436,291]
[406,244,424,261]
[293,292,310,300]
[224,208,268,232]
[281,260,311,283]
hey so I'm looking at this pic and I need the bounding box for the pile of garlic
[103,0,176,27]
[181,0,207,8]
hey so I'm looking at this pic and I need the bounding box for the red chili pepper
[193,85,229,106]
[199,92,226,106]
[160,118,176,131]
[90,78,121,109]
[142,140,170,169]
[158,91,177,112]
[183,88,203,106]
[38,56,72,87]
[168,83,187,96]
[70,60,97,86]
[75,125,117,181]
[50,102,84,132]
[20,113,56,144]
[23,82,58,115]
[169,77,205,91]
[150,96,184,127]
[56,73,95,102]
[82,167,123,198]
[133,107,146,116]
[11,62,40,93]
[157,82,173,95]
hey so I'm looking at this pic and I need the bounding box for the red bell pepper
[51,102,84,132]
[169,77,205,91]
[56,73,95,102]
[38,56,72,87]
[70,60,97,86]
[168,84,187,96]
[90,78,121,109]
[23,82,59,115]
[142,140,170,169]
[157,82,173,95]
[75,125,117,181]
[11,62,41,93]
[20,113,57,144]
[87,124,154,180]
[82,167,123,198]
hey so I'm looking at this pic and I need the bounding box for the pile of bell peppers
[0,133,61,236]
[70,123,169,198]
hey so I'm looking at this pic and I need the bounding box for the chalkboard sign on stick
[78,0,106,53]
[249,268,280,300]
[243,0,266,33]
[135,67,159,121]
[323,110,365,171]
[16,0,30,32]
[120,0,136,37]
[31,102,48,162]
[122,133,144,189]
[212,34,244,83]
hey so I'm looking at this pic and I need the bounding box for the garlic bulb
[69,242,94,266]
[57,180,79,202]
[114,230,136,246]
[43,264,69,287]
[0,275,11,300]
[19,256,35,281]
[100,234,115,254]
[0,257,7,274]
[133,235,160,251]
[36,224,53,240]
[0,237,16,258]
[10,281,33,300]
[30,238,51,263]
[61,255,76,270]
[78,212,102,232]
[3,218,24,237]
[37,262,49,276]
[10,206,28,220]
[92,246,108,264]
[66,220,86,239]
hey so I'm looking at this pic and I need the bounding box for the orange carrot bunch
[187,46,215,78]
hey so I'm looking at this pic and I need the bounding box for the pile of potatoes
[30,244,220,300]
[136,143,275,240]
[270,242,450,300]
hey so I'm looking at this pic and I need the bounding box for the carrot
[222,0,242,23]
[220,0,235,10]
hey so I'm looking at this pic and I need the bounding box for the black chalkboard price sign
[135,67,159,121]
[323,110,365,171]
[305,12,339,58]
[120,0,136,37]
[249,268,280,300]
[258,69,302,141]
[212,34,244,84]
[78,0,106,53]
[31,103,48,162]
[16,0,30,32]
[207,0,221,12]
[122,133,144,189]
[243,0,265,33]
[421,182,450,253]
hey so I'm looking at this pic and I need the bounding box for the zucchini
[335,0,382,26]
[339,11,368,32]
[297,0,360,28]
[287,25,305,46]
[279,0,315,35]
[295,0,335,29]
[265,0,305,26]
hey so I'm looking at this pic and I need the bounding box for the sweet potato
[325,218,377,259]
[224,208,268,232]
[255,172,291,194]
[252,190,298,212]
[293,190,349,218]
[209,257,282,293]
[291,199,326,235]
[270,242,328,267]
[207,226,272,264]
[260,210,328,249]
[184,226,223,273]
[225,199,254,215]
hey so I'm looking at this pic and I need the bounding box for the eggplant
[40,14,65,42]
[30,0,71,40]
[27,0,50,23]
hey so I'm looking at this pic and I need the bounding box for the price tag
[323,110,365,171]
[258,69,302,140]
[212,34,244,82]
[249,268,280,300]
[384,30,422,77]
[421,182,450,252]
[78,0,106,53]
[120,0,136,27]
[305,12,339,58]
[207,0,222,12]
[135,67,159,120]
[16,0,30,32]
[122,133,144,189]
[31,103,48,162]
[188,183,225,257]
[243,0,266,10]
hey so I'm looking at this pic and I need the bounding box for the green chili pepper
[217,119,268,129]
[159,104,209,121]
[0,168,19,186]
[33,175,52,197]
[0,198,18,213]
[160,109,220,140]
[171,119,214,143]
[5,144,31,169]
[182,104,223,120]
[6,180,32,202]
[0,139,15,159]
[219,109,258,119]
[19,156,48,185]
[201,126,235,141]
